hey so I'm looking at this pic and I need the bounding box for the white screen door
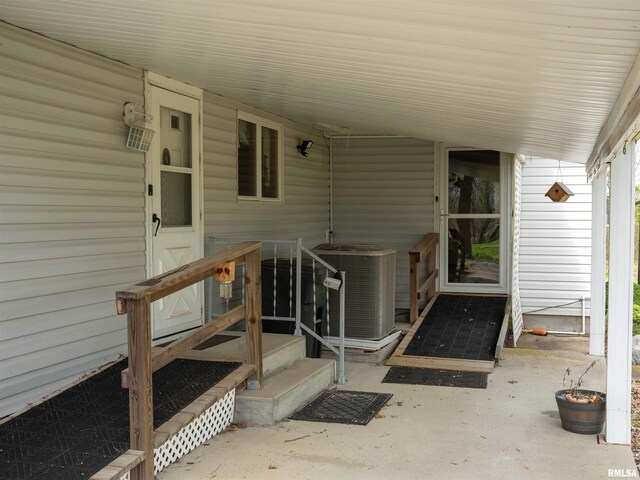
[439,148,509,294]
[148,86,203,340]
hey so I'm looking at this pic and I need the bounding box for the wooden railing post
[408,233,440,324]
[126,297,154,480]
[427,249,436,300]
[115,241,262,478]
[409,252,419,323]
[244,248,263,389]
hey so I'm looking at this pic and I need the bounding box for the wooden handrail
[409,233,439,260]
[120,305,246,388]
[116,241,261,304]
[115,241,263,480]
[409,233,439,323]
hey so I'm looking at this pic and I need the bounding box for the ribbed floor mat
[382,366,488,389]
[0,359,241,480]
[404,295,507,361]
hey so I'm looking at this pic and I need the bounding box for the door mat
[289,390,392,426]
[382,366,488,389]
[0,359,241,480]
[404,295,507,361]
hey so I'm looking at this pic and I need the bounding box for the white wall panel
[519,158,592,317]
[0,24,145,417]
[332,138,435,309]
[0,24,331,418]
[202,93,330,245]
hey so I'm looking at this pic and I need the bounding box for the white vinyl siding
[331,138,435,309]
[203,93,329,245]
[519,158,592,317]
[0,25,331,417]
[0,24,145,417]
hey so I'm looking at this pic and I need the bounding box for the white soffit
[2,0,640,164]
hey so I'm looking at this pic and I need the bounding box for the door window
[160,106,193,227]
[446,150,501,285]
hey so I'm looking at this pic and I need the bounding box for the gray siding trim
[331,138,435,309]
[519,158,592,317]
[511,155,524,344]
[0,24,145,417]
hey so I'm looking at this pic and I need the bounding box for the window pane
[161,171,192,226]
[160,107,191,167]
[448,218,499,284]
[261,126,279,198]
[238,119,257,196]
[448,150,500,214]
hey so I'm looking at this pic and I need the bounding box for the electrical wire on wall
[522,297,588,336]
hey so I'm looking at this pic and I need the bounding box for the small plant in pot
[555,360,606,435]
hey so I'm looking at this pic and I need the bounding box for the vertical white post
[590,172,607,357]
[606,146,635,445]
[329,137,334,240]
[295,237,303,336]
[338,271,346,385]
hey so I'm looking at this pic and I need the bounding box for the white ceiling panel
[2,0,640,163]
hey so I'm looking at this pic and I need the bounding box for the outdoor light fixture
[122,102,155,152]
[213,262,235,299]
[296,139,313,157]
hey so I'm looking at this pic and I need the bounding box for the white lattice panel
[118,389,235,479]
[154,389,236,474]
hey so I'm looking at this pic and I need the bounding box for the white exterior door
[147,85,203,340]
[438,147,510,294]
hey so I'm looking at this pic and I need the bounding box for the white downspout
[328,136,334,243]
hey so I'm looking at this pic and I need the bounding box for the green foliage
[634,305,640,336]
[471,239,500,262]
[634,284,640,336]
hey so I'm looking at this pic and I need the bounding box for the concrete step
[180,332,306,379]
[233,358,336,426]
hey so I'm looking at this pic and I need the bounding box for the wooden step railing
[115,241,262,480]
[409,233,439,323]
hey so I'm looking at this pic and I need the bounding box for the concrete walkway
[158,349,635,480]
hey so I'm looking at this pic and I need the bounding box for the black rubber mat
[289,390,392,426]
[382,367,488,389]
[0,359,241,480]
[404,295,507,361]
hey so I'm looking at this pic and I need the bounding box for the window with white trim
[237,112,283,201]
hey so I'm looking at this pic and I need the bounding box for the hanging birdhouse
[545,181,574,202]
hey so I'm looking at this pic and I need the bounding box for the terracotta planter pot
[555,389,606,435]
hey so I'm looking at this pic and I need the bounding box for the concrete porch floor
[158,348,635,480]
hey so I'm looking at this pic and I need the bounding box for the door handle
[152,213,161,236]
